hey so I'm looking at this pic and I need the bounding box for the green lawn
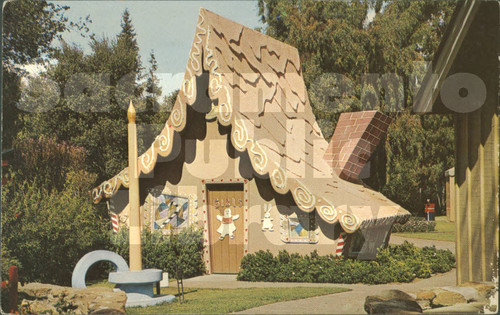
[87,279,116,288]
[393,216,456,242]
[126,287,349,314]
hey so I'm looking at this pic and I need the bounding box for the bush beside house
[237,241,455,284]
[1,138,109,286]
[392,216,437,233]
[108,227,205,279]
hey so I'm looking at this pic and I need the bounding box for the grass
[126,286,349,314]
[393,216,456,242]
[87,279,116,288]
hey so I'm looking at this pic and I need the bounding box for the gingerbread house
[92,8,410,273]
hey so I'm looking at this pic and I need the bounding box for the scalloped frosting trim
[90,10,400,233]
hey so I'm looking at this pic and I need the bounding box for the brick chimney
[324,111,392,182]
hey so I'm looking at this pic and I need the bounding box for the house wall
[451,2,499,284]
[445,170,456,223]
[151,117,340,257]
[110,107,392,273]
[108,109,343,272]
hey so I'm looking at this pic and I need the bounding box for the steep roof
[412,0,483,113]
[92,8,410,233]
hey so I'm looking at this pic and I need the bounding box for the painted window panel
[280,213,319,243]
[153,194,189,230]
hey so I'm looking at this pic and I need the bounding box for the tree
[162,89,179,113]
[117,9,143,97]
[1,137,109,285]
[257,0,457,214]
[144,51,162,116]
[2,0,90,149]
[18,10,144,183]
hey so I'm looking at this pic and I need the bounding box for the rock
[416,290,436,300]
[458,282,496,299]
[423,302,483,313]
[432,290,466,307]
[18,282,67,299]
[365,290,423,314]
[416,299,432,310]
[441,286,479,301]
[21,299,58,314]
[407,292,417,300]
[18,282,127,315]
[414,290,436,311]
[90,308,126,314]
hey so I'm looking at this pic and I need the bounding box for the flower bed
[237,241,454,284]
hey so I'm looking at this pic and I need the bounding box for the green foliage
[2,0,90,148]
[18,9,145,183]
[137,52,171,148]
[258,0,457,214]
[383,110,454,213]
[1,244,22,283]
[392,216,436,233]
[2,0,88,68]
[1,164,109,286]
[109,227,205,279]
[237,242,455,284]
[1,137,109,286]
[10,137,87,192]
[127,287,349,314]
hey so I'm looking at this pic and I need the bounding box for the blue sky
[50,0,263,97]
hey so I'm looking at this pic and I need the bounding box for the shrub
[237,250,277,282]
[1,138,109,286]
[108,226,205,279]
[10,137,87,192]
[392,216,436,233]
[237,241,455,284]
[1,173,109,286]
[1,243,22,283]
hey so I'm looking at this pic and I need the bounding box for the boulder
[423,302,483,313]
[365,290,423,314]
[416,290,436,300]
[18,283,127,314]
[458,282,496,300]
[378,290,418,301]
[415,289,436,309]
[431,290,466,307]
[441,286,478,301]
[416,299,432,311]
[20,299,57,314]
[18,283,67,299]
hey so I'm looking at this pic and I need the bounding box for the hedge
[237,241,455,284]
[392,216,436,233]
[108,226,205,279]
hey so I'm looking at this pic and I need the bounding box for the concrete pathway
[179,270,456,314]
[177,236,457,314]
[238,270,455,314]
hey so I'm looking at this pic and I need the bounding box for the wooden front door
[207,184,244,273]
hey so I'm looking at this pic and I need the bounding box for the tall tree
[1,137,109,285]
[137,51,170,154]
[257,0,457,214]
[144,51,162,116]
[117,9,143,97]
[18,10,144,183]
[2,0,90,149]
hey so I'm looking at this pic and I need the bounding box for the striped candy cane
[110,212,119,234]
[336,233,345,257]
